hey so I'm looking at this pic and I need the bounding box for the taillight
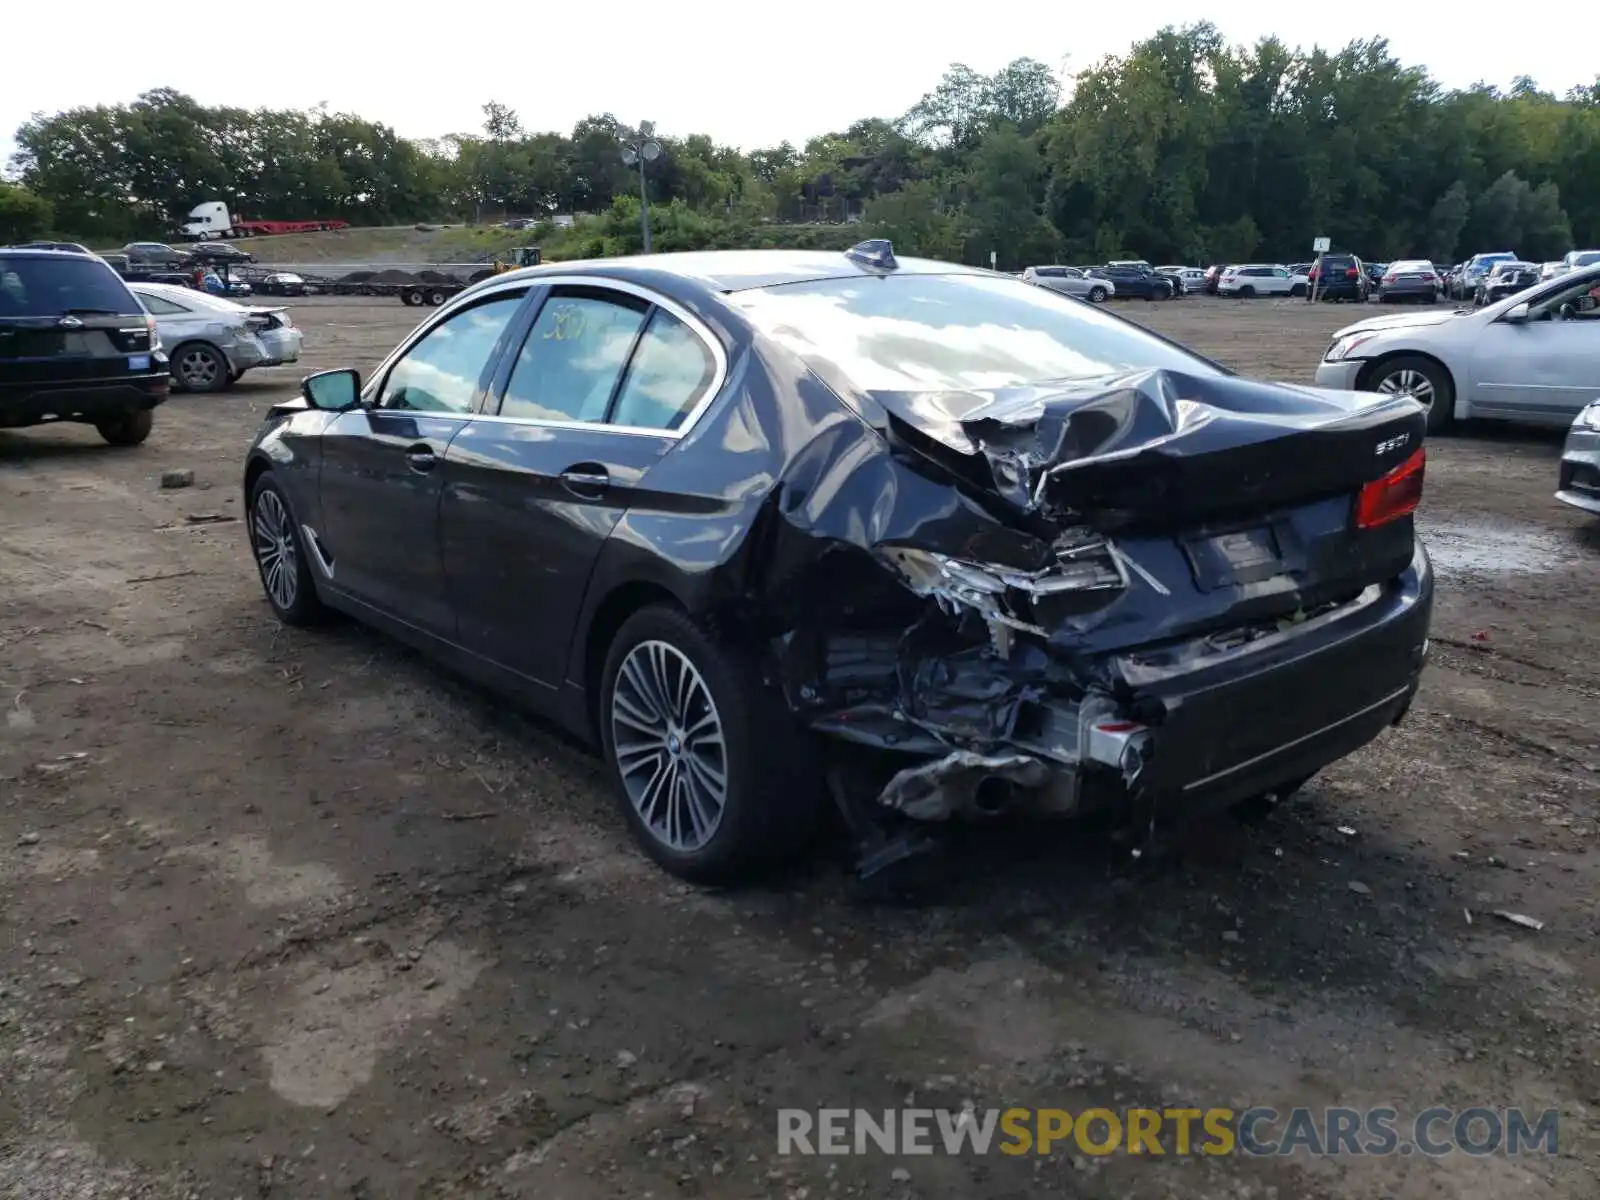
[1345,268,1359,278]
[1383,274,1397,284]
[1356,447,1426,530]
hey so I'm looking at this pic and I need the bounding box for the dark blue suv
[0,249,169,444]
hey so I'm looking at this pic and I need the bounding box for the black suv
[0,249,169,445]
[1306,253,1368,301]
[1087,264,1174,300]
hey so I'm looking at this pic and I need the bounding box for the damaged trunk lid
[868,368,1427,659]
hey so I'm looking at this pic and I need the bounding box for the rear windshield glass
[0,256,140,317]
[1574,252,1600,267]
[729,273,1218,392]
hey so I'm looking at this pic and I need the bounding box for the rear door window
[0,256,141,317]
[609,309,717,430]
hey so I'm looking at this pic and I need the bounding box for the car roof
[130,281,240,308]
[0,247,108,259]
[483,249,993,296]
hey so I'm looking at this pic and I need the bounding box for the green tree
[966,124,1059,269]
[862,181,963,260]
[0,182,53,241]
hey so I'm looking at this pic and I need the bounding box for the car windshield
[729,272,1218,393]
[0,255,141,317]
[1574,252,1600,268]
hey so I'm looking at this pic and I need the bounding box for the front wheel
[1087,286,1108,303]
[1365,354,1453,434]
[599,604,817,883]
[248,473,331,626]
[1290,283,1307,297]
[96,409,153,446]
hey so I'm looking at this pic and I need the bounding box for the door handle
[560,464,609,497]
[405,443,438,473]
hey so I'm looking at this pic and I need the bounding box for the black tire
[1363,353,1453,435]
[96,409,153,446]
[1087,286,1107,303]
[1290,283,1308,297]
[1237,285,1255,298]
[171,342,229,393]
[247,472,331,627]
[400,288,419,306]
[598,603,818,883]
[427,289,446,306]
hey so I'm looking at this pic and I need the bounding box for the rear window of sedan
[728,272,1219,393]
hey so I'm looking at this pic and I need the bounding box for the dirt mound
[417,269,454,283]
[367,268,419,285]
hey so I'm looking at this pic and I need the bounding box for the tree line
[4,22,1599,267]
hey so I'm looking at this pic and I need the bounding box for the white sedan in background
[1315,264,1600,432]
[128,282,303,393]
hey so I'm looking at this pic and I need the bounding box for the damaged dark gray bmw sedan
[243,242,1433,882]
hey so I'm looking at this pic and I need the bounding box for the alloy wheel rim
[1376,369,1434,411]
[252,490,298,610]
[179,348,219,387]
[611,640,727,852]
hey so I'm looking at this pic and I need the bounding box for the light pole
[620,137,662,253]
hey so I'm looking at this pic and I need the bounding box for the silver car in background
[128,282,303,393]
[1557,401,1600,516]
[1315,264,1600,432]
[1021,265,1113,303]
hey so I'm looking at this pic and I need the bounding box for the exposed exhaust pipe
[973,775,1016,815]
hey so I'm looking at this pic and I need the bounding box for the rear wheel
[1290,282,1308,297]
[599,604,818,883]
[1237,285,1255,298]
[171,342,228,393]
[96,409,153,446]
[1365,354,1453,434]
[427,289,446,306]
[1088,286,1108,303]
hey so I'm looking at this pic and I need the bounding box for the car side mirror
[1502,302,1531,324]
[301,368,362,410]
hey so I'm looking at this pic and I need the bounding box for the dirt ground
[2,294,1596,1199]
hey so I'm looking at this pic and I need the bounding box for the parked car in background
[1315,263,1600,432]
[1087,264,1174,300]
[1364,263,1388,288]
[242,243,1434,881]
[257,272,308,297]
[1157,265,1206,295]
[123,242,190,270]
[1307,253,1368,301]
[1556,399,1600,516]
[0,247,168,445]
[189,242,257,265]
[1453,252,1519,300]
[1201,264,1227,295]
[1021,265,1113,302]
[1555,249,1600,276]
[1474,261,1541,306]
[1541,261,1565,280]
[1288,262,1313,276]
[1376,260,1441,304]
[128,281,301,393]
[1217,264,1309,298]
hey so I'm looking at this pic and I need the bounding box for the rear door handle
[560,464,609,497]
[405,443,437,473]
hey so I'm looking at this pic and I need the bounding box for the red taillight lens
[1356,447,1426,530]
[1346,268,1359,278]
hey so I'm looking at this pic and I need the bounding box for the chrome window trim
[361,275,729,442]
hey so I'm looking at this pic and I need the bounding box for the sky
[3,0,1597,170]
